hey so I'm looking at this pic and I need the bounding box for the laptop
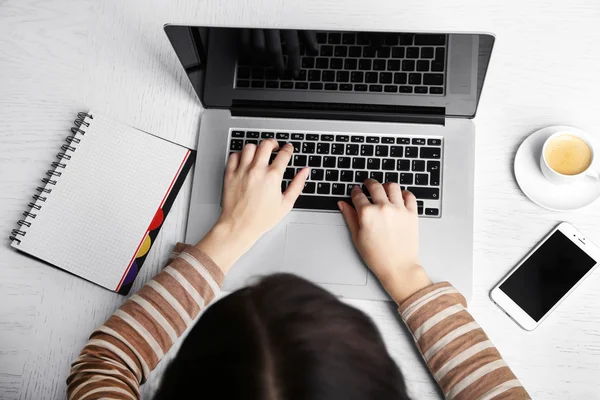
[164,26,494,301]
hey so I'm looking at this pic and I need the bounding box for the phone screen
[500,230,596,321]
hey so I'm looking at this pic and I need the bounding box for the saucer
[514,126,600,211]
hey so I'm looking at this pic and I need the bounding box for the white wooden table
[2,0,600,398]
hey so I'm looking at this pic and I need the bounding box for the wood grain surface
[1,0,600,398]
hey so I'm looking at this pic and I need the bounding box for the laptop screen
[165,27,494,119]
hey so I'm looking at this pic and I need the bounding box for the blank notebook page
[14,114,190,291]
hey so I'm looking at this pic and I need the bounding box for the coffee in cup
[540,129,599,185]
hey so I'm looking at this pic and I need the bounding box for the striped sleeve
[67,243,224,400]
[398,282,531,400]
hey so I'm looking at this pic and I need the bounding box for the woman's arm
[67,139,308,400]
[338,180,531,400]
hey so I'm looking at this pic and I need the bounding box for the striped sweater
[67,244,530,399]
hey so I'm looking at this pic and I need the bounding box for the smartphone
[491,222,600,331]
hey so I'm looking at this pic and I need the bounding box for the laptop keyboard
[235,32,447,95]
[227,129,443,218]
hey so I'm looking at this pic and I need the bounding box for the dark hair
[155,274,409,400]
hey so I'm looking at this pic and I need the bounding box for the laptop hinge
[231,100,445,125]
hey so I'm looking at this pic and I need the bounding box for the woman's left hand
[195,139,309,273]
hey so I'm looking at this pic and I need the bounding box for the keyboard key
[417,60,429,72]
[365,72,378,83]
[349,46,362,57]
[332,143,344,154]
[355,170,368,183]
[384,85,398,93]
[351,136,365,143]
[276,132,290,140]
[325,83,339,90]
[251,68,265,79]
[346,185,355,196]
[302,57,315,69]
[418,206,424,215]
[379,72,393,84]
[311,169,324,181]
[408,187,439,199]
[355,84,368,91]
[373,60,386,70]
[396,159,410,171]
[423,73,444,85]
[246,139,258,145]
[317,182,330,194]
[406,47,419,58]
[415,34,446,45]
[436,48,446,62]
[303,182,316,194]
[237,67,251,79]
[370,171,384,182]
[337,157,351,168]
[316,32,327,44]
[415,86,428,94]
[291,142,301,152]
[278,141,287,149]
[340,84,352,91]
[302,142,315,154]
[359,59,372,70]
[308,70,321,81]
[430,87,444,94]
[382,137,395,144]
[351,71,364,83]
[334,46,348,57]
[323,71,336,82]
[427,161,441,185]
[382,159,395,170]
[431,60,444,72]
[390,146,403,157]
[400,34,413,45]
[399,86,413,93]
[421,47,434,59]
[427,138,442,146]
[409,73,422,85]
[328,33,341,44]
[320,45,333,56]
[346,144,359,155]
[377,47,391,58]
[363,47,377,57]
[425,208,439,216]
[375,145,389,157]
[367,158,380,170]
[306,134,319,141]
[412,160,426,171]
[387,60,401,71]
[281,181,287,192]
[294,155,307,166]
[323,156,336,168]
[361,144,374,156]
[341,170,354,182]
[232,131,245,138]
[261,132,275,139]
[330,58,344,69]
[317,143,330,154]
[332,183,345,195]
[421,147,441,159]
[316,58,329,69]
[295,82,308,89]
[412,138,426,145]
[325,170,339,182]
[236,80,250,88]
[308,156,322,167]
[397,137,410,144]
[392,47,405,58]
[336,135,349,142]
[230,139,243,150]
[400,173,414,184]
[367,136,380,143]
[405,146,418,157]
[402,60,415,71]
[281,81,294,89]
[344,59,358,70]
[284,168,295,179]
[336,71,350,82]
[352,157,366,169]
[394,73,408,84]
[415,173,429,185]
[385,172,399,183]
[247,131,260,138]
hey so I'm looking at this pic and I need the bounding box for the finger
[253,138,279,166]
[402,190,418,214]
[383,182,403,204]
[239,143,258,169]
[251,29,266,54]
[226,152,240,174]
[240,29,252,56]
[265,29,285,76]
[282,30,301,78]
[338,201,360,239]
[301,30,319,55]
[364,179,389,204]
[271,143,294,172]
[283,167,310,207]
[351,185,371,210]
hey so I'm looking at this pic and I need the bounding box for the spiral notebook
[9,112,195,294]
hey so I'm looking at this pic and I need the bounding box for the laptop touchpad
[282,223,368,286]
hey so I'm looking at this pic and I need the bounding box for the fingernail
[352,185,361,191]
[305,169,311,178]
[337,201,344,210]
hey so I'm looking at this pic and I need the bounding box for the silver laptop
[165,26,494,301]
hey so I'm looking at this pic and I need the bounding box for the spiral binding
[10,112,93,244]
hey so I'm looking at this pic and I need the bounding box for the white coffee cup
[540,128,600,185]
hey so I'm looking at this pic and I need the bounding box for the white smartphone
[491,222,600,331]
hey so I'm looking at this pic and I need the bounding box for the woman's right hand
[338,180,432,305]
